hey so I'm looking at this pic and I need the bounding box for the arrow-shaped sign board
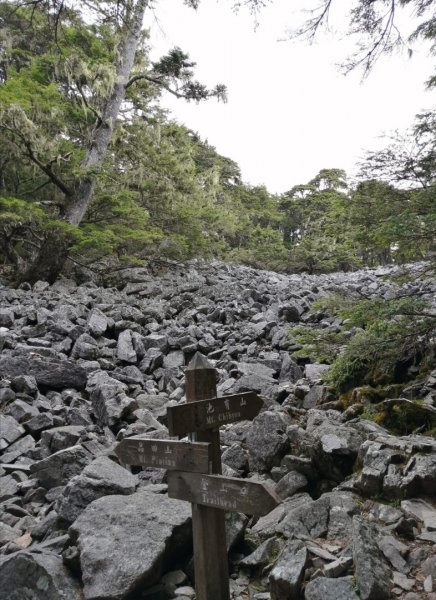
[167,471,281,517]
[114,438,212,473]
[167,392,263,437]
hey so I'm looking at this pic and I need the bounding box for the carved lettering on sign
[167,392,263,436]
[114,438,212,473]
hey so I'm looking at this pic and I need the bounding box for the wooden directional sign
[167,391,263,437]
[167,471,281,517]
[114,438,212,473]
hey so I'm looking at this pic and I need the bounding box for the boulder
[0,415,24,449]
[0,355,87,390]
[56,456,137,523]
[352,516,391,600]
[87,371,136,427]
[304,363,330,381]
[117,330,137,363]
[269,540,307,600]
[69,490,192,600]
[274,471,308,500]
[279,354,303,383]
[246,411,290,472]
[0,550,83,600]
[304,576,359,600]
[87,308,109,337]
[30,445,91,489]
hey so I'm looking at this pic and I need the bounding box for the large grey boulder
[41,426,85,455]
[117,329,137,363]
[87,371,137,427]
[246,411,290,472]
[278,494,330,539]
[0,355,87,390]
[353,517,391,600]
[274,471,308,500]
[304,576,359,600]
[69,490,192,600]
[279,354,303,383]
[0,551,83,600]
[56,456,137,523]
[0,308,14,328]
[30,445,91,489]
[269,540,307,600]
[87,308,109,337]
[0,415,24,449]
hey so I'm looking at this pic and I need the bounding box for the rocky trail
[0,260,435,600]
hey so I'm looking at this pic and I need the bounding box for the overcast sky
[147,0,434,193]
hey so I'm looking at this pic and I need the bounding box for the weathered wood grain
[167,471,281,517]
[167,391,263,436]
[114,438,212,473]
[185,352,230,600]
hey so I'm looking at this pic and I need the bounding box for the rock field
[0,260,435,600]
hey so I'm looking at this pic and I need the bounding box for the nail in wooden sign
[167,391,263,437]
[167,471,281,517]
[114,438,212,473]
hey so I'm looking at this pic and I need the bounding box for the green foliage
[0,0,434,279]
[298,294,436,393]
[291,325,348,363]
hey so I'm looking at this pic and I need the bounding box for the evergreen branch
[22,179,52,196]
[22,140,73,197]
[125,74,184,98]
[76,83,103,125]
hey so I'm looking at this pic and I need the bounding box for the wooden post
[185,353,230,600]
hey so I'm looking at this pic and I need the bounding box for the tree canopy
[0,0,434,282]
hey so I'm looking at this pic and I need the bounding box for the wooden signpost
[114,352,280,600]
[115,438,212,473]
[167,391,263,436]
[167,471,281,516]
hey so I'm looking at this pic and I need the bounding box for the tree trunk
[18,0,149,285]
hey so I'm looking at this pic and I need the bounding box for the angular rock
[41,426,85,455]
[353,516,391,600]
[246,411,290,472]
[304,363,330,381]
[11,375,38,395]
[378,535,409,574]
[269,540,307,600]
[0,475,19,501]
[30,445,90,489]
[279,354,303,383]
[401,454,436,496]
[0,550,83,600]
[88,308,109,337]
[401,498,436,531]
[88,371,136,427]
[0,415,24,449]
[72,333,99,360]
[327,492,361,539]
[274,471,308,500]
[0,521,20,544]
[278,304,301,323]
[69,490,192,600]
[240,536,283,569]
[56,456,137,523]
[222,443,249,473]
[0,434,35,463]
[117,330,137,363]
[0,308,14,328]
[305,576,359,600]
[278,494,330,539]
[252,493,313,538]
[0,355,87,390]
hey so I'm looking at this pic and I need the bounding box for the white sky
[147,0,435,193]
